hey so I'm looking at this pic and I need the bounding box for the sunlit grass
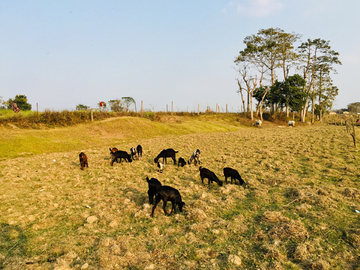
[0,116,359,269]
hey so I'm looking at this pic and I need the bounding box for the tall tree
[235,63,257,120]
[298,39,341,122]
[235,28,300,115]
[121,97,136,112]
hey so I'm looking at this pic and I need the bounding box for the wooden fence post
[198,104,200,115]
[171,101,173,115]
[91,109,93,121]
[226,104,228,113]
[141,101,144,117]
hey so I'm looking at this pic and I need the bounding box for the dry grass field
[0,115,359,269]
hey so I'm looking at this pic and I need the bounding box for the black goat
[137,145,143,158]
[146,177,162,205]
[154,148,178,165]
[223,167,245,185]
[188,149,201,166]
[150,185,185,217]
[110,150,132,166]
[178,157,187,167]
[199,166,223,187]
[79,152,88,170]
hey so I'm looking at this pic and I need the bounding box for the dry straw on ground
[0,121,359,269]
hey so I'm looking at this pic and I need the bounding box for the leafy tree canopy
[76,104,90,111]
[121,97,135,111]
[108,99,124,112]
[348,102,360,113]
[9,95,32,111]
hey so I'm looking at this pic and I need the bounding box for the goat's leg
[162,199,168,215]
[151,196,161,217]
[225,176,228,184]
[148,190,154,205]
[170,200,176,215]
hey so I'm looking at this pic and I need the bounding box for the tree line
[76,97,136,112]
[235,28,342,123]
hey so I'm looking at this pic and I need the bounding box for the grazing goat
[151,185,185,217]
[157,161,165,173]
[109,147,119,162]
[199,166,223,187]
[288,120,295,127]
[188,149,201,166]
[79,152,88,170]
[223,167,245,185]
[254,120,262,127]
[154,148,178,165]
[178,157,187,167]
[110,150,132,166]
[130,147,137,160]
[137,144,143,158]
[146,177,162,205]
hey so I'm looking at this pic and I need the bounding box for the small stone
[86,216,98,224]
[228,254,241,266]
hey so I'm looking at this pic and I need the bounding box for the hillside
[0,116,359,269]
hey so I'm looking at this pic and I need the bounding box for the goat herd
[78,145,245,218]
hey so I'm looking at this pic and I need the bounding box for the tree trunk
[311,95,315,124]
[301,96,310,122]
[247,92,250,113]
[250,92,254,120]
[259,87,270,121]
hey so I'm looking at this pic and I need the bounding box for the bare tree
[235,64,258,120]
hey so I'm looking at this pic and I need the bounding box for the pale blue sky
[1,0,359,112]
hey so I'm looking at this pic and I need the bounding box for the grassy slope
[0,114,242,160]
[0,115,359,269]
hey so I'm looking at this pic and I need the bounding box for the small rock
[86,216,98,224]
[108,220,118,228]
[228,254,241,266]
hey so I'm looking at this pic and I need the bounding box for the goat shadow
[122,187,147,206]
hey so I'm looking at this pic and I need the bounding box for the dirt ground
[0,124,359,269]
